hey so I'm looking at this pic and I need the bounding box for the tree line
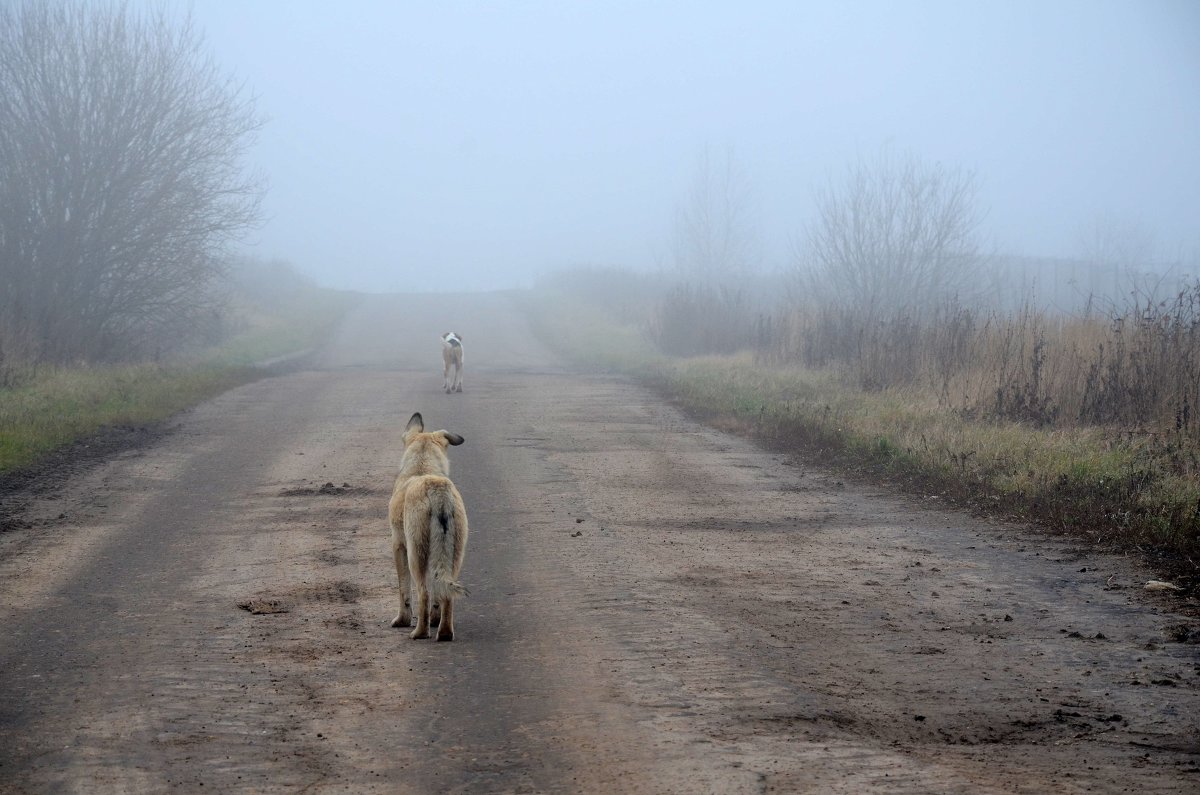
[0,1,262,365]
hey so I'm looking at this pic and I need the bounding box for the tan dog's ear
[403,413,424,443]
[440,431,464,446]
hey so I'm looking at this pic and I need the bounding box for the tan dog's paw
[410,626,430,640]
[391,613,411,628]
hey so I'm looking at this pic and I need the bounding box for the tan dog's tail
[427,484,469,602]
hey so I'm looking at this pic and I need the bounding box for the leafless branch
[799,148,985,319]
[0,0,263,362]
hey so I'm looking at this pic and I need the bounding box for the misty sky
[163,1,1200,292]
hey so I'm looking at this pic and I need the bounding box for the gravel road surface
[1,293,1197,793]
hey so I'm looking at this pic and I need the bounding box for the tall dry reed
[767,284,1200,437]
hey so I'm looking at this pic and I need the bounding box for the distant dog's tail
[427,483,468,602]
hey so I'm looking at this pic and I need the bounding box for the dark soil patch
[239,581,360,615]
[294,580,362,604]
[279,481,370,497]
[0,424,169,533]
[237,598,290,615]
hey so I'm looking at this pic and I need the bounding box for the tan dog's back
[388,412,468,640]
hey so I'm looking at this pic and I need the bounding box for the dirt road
[1,293,1197,793]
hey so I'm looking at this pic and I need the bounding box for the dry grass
[0,363,250,472]
[651,357,1200,557]
[768,287,1200,437]
[525,274,1200,565]
[0,285,358,474]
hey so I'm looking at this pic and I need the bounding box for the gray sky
[168,1,1200,292]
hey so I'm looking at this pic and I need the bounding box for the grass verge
[0,364,252,472]
[520,289,1200,572]
[0,288,359,474]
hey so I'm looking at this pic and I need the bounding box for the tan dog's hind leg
[391,541,411,627]
[404,487,433,638]
[409,565,430,639]
[436,598,454,641]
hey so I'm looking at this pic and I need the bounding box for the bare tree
[800,149,985,318]
[1076,212,1160,306]
[650,146,763,356]
[0,1,263,363]
[671,145,759,287]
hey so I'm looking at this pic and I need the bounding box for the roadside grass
[521,289,1200,565]
[0,288,358,474]
[0,364,250,472]
[213,286,357,366]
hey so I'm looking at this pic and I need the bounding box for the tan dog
[387,412,469,640]
[441,332,463,393]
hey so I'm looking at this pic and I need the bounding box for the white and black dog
[441,332,463,393]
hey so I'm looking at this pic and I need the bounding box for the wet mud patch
[294,579,363,604]
[279,481,372,497]
[316,549,345,565]
[237,598,290,615]
[237,580,362,616]
[1165,622,1200,643]
[910,645,946,655]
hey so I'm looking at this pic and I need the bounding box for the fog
[167,1,1199,293]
